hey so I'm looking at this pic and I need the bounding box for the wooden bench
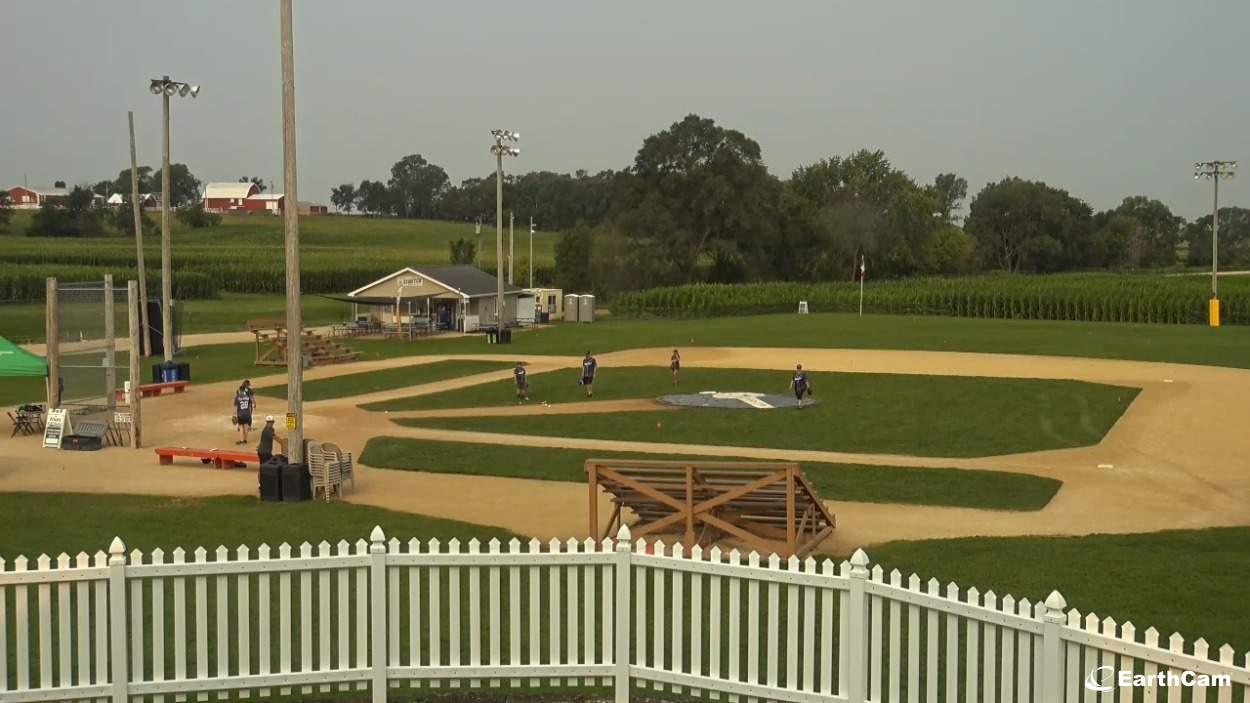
[155,446,260,470]
[116,381,190,402]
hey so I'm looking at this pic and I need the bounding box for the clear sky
[2,1,1245,219]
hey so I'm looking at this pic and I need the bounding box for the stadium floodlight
[491,129,521,320]
[1193,159,1238,306]
[148,74,201,361]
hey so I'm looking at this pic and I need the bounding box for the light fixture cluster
[491,129,520,156]
[149,75,200,99]
[1194,160,1237,180]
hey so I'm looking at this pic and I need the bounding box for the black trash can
[259,460,284,502]
[500,328,512,344]
[280,462,312,502]
[151,362,163,384]
[175,362,191,382]
[159,360,178,383]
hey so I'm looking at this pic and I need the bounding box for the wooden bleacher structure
[248,319,359,367]
[587,459,836,557]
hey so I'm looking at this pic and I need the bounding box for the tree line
[330,114,1246,295]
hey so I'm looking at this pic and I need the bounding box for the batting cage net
[55,281,133,411]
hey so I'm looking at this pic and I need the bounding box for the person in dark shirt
[233,380,256,445]
[513,362,529,401]
[580,352,598,398]
[790,364,812,409]
[670,349,681,384]
[256,415,287,464]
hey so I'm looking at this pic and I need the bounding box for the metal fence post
[369,526,387,703]
[1040,590,1067,703]
[107,537,129,703]
[613,525,633,703]
[846,548,871,703]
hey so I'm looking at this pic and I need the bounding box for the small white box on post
[797,301,809,314]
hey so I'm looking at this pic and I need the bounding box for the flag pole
[858,255,865,317]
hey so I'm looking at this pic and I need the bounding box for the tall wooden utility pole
[280,0,304,463]
[127,112,151,357]
[104,274,116,410]
[127,281,143,448]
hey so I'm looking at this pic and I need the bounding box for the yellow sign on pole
[285,412,298,430]
[1209,298,1221,328]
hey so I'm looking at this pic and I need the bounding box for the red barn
[7,186,70,210]
[202,182,259,212]
[243,193,285,214]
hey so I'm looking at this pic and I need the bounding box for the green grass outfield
[870,528,1250,655]
[360,438,1061,511]
[389,368,1137,458]
[256,360,512,401]
[0,494,1243,655]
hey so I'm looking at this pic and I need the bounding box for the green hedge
[611,275,1250,326]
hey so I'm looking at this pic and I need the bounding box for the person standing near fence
[257,415,287,464]
[670,349,681,384]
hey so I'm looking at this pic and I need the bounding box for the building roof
[247,193,285,201]
[203,182,258,199]
[348,265,523,299]
[11,186,70,197]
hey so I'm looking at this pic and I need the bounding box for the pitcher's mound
[657,391,815,410]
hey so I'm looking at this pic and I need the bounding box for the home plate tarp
[657,391,815,409]
[0,337,47,378]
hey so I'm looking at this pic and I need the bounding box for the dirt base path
[3,347,1247,552]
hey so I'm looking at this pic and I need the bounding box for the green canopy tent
[0,336,47,378]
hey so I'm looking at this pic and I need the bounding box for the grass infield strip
[383,367,1137,458]
[359,437,1062,512]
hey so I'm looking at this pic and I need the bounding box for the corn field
[611,275,1250,325]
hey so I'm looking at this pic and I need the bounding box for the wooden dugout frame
[586,459,836,558]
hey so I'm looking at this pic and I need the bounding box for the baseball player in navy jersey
[580,352,598,398]
[513,362,529,401]
[790,364,812,409]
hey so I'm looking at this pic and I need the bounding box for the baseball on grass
[656,421,663,429]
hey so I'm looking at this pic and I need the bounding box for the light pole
[529,216,536,289]
[1194,160,1238,304]
[490,130,519,325]
[509,211,515,285]
[475,217,482,267]
[149,76,199,362]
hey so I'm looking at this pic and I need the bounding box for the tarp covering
[0,337,48,378]
[318,293,436,305]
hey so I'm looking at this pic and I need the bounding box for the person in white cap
[256,415,287,464]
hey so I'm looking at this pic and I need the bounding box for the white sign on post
[43,408,71,449]
[397,276,423,288]
[797,301,809,314]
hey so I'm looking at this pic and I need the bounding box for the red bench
[116,381,190,402]
[155,446,260,470]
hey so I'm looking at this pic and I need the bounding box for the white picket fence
[1,526,1247,703]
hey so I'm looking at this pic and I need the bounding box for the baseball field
[1,311,1247,652]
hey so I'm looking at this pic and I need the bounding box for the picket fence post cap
[108,537,125,555]
[369,526,386,543]
[615,524,632,542]
[849,548,871,577]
